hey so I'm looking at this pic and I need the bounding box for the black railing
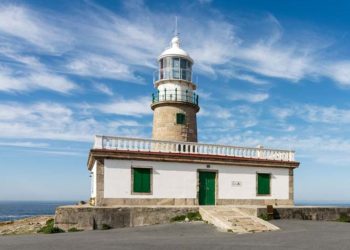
[152,89,199,106]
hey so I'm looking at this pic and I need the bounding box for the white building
[88,34,299,206]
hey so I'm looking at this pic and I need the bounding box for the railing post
[289,151,295,161]
[94,135,103,149]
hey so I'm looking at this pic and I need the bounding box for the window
[133,168,151,193]
[257,173,271,195]
[176,113,186,124]
[180,58,187,69]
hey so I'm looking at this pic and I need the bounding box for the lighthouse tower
[151,35,199,142]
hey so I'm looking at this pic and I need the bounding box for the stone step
[199,206,279,234]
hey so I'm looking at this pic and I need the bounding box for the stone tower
[151,35,199,142]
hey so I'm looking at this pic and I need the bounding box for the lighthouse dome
[159,36,193,63]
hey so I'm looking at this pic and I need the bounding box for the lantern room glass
[159,57,192,81]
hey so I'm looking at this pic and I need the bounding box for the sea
[1,200,350,222]
[0,201,76,222]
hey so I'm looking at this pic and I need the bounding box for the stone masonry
[151,102,198,142]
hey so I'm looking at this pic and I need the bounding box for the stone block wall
[55,206,199,231]
[152,103,198,142]
[257,207,350,221]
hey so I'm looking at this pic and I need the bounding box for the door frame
[197,169,218,205]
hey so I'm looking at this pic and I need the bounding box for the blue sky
[1,0,350,202]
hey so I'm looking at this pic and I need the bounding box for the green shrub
[171,215,186,222]
[337,214,350,223]
[187,212,202,221]
[101,224,112,230]
[258,213,270,221]
[68,227,83,232]
[37,219,65,234]
[171,212,202,222]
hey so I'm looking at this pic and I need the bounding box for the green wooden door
[199,172,216,205]
[257,173,270,195]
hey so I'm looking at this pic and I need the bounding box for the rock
[0,216,54,236]
[185,217,189,222]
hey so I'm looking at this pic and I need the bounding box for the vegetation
[171,212,202,222]
[171,215,186,222]
[337,214,350,223]
[37,219,65,234]
[258,213,270,221]
[101,224,112,230]
[68,227,83,232]
[186,212,202,221]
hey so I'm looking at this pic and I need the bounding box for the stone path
[199,206,279,233]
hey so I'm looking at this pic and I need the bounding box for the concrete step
[199,206,279,234]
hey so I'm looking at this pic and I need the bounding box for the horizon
[1,0,350,202]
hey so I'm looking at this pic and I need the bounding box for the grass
[258,213,270,221]
[68,227,83,232]
[37,219,65,234]
[337,214,350,223]
[171,212,202,222]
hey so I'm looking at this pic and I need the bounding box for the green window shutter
[257,173,270,195]
[176,113,185,124]
[133,168,151,193]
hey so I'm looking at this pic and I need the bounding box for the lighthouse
[151,35,199,142]
[85,29,298,211]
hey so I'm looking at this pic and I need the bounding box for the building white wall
[90,161,97,198]
[103,159,289,200]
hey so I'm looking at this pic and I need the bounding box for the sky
[1,0,350,202]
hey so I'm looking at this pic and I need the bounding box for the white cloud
[235,43,313,81]
[0,5,72,53]
[229,91,269,103]
[325,61,350,85]
[67,54,142,83]
[0,101,149,142]
[94,83,114,96]
[0,141,49,148]
[272,104,350,124]
[218,69,269,84]
[1,2,350,88]
[0,70,76,93]
[97,97,152,117]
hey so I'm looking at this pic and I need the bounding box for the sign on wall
[232,181,241,187]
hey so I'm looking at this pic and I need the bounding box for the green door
[199,171,216,205]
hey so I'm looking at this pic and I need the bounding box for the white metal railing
[93,135,295,162]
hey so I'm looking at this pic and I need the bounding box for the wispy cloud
[1,1,350,89]
[229,91,269,103]
[0,141,49,148]
[97,97,153,117]
[272,104,350,124]
[94,82,114,96]
[0,5,72,52]
[0,101,150,142]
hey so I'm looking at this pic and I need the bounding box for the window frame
[131,166,153,195]
[176,113,186,125]
[256,172,271,196]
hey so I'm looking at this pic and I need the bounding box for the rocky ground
[0,216,53,236]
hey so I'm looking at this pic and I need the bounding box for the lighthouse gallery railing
[93,135,295,162]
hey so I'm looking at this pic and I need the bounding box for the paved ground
[1,220,350,250]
